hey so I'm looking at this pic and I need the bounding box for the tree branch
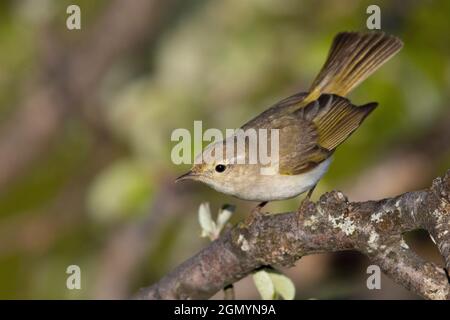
[135,170,450,300]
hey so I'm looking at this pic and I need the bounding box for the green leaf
[252,270,275,300]
[268,271,296,300]
[253,268,296,300]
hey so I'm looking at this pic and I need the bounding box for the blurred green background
[0,0,449,299]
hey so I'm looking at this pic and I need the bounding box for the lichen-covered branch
[135,170,450,300]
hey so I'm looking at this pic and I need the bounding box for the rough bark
[135,170,450,300]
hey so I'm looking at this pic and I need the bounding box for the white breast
[237,158,332,201]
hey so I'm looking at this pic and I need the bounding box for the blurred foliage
[0,0,448,299]
[87,159,153,222]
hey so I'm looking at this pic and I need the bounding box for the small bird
[176,32,403,212]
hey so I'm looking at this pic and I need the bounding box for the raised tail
[304,32,403,103]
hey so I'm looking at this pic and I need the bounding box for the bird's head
[175,138,258,196]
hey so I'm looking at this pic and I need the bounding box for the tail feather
[304,32,403,103]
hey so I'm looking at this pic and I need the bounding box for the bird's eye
[215,164,226,173]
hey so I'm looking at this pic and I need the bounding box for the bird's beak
[175,170,196,183]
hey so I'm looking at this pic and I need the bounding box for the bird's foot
[297,197,313,214]
[297,185,316,214]
[245,201,268,225]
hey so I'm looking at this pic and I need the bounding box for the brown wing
[277,116,330,175]
[240,92,324,174]
[240,93,376,175]
[279,94,377,175]
[241,92,308,130]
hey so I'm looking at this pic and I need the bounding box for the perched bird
[176,32,403,212]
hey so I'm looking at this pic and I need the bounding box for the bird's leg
[252,201,268,215]
[246,201,268,224]
[305,185,316,201]
[298,185,316,212]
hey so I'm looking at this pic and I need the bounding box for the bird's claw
[245,201,268,225]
